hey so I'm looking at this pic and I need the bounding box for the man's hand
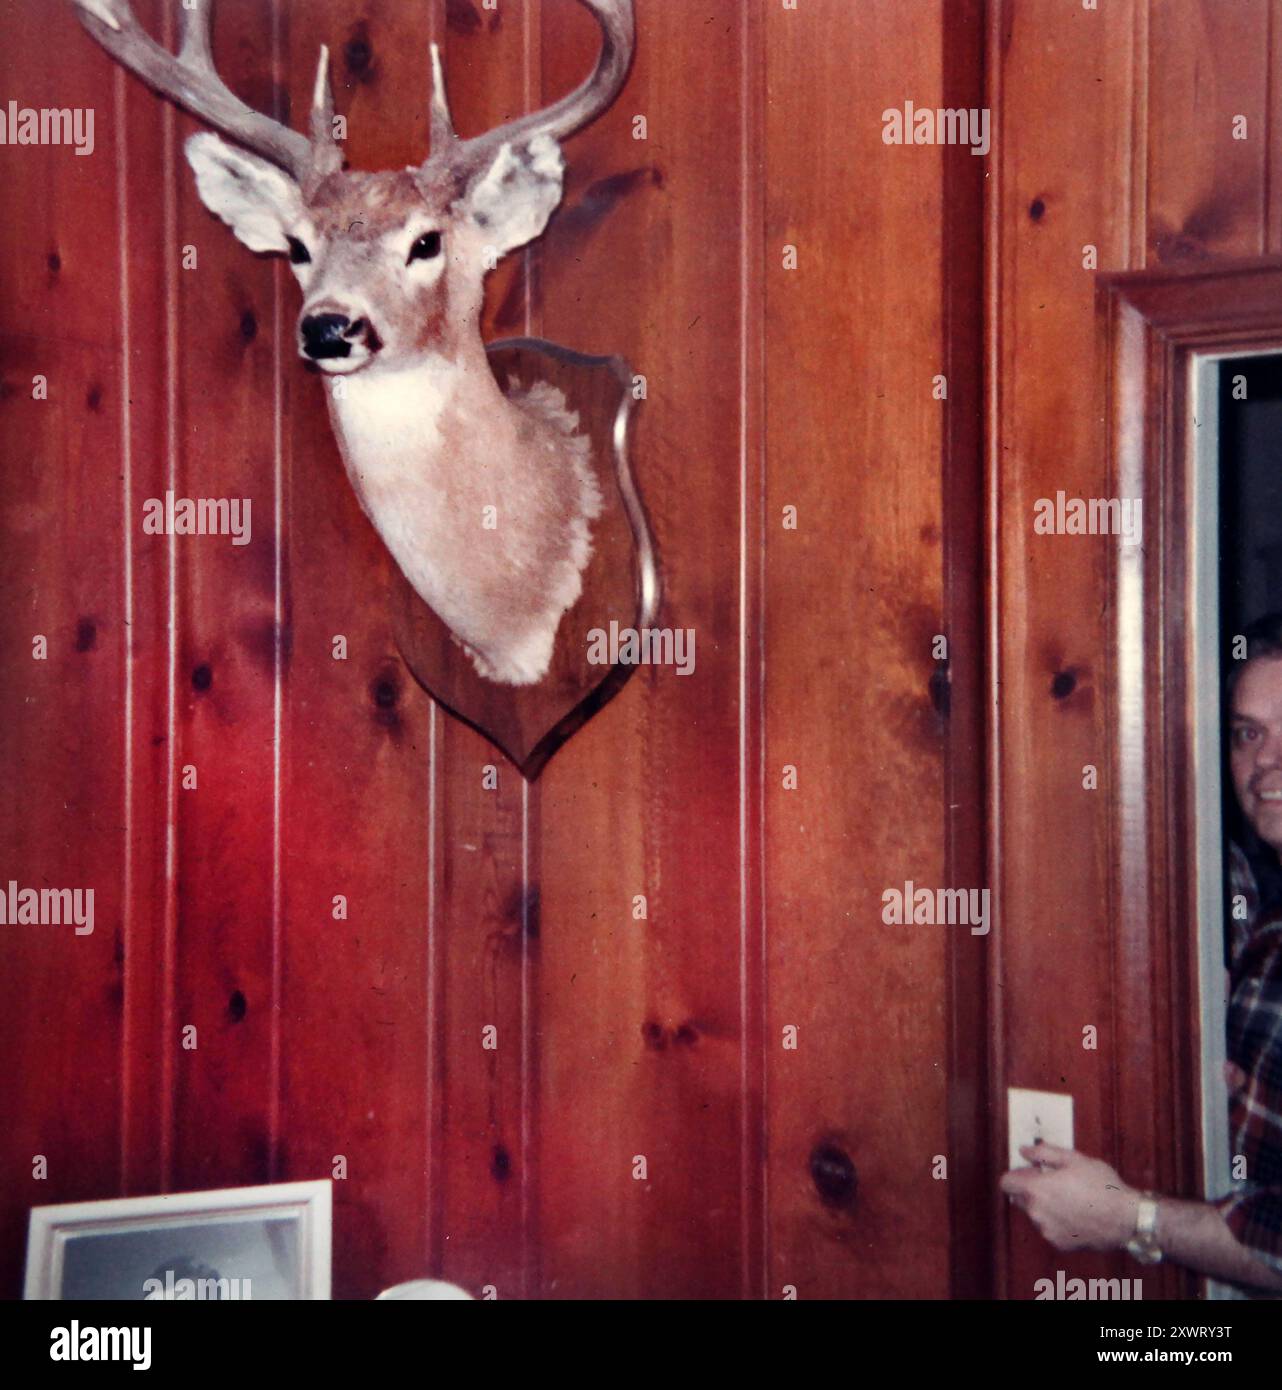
[999,1144,1139,1251]
[1001,1144,1282,1290]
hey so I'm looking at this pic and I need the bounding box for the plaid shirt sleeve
[1218,843,1282,1276]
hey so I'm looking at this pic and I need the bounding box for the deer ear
[465,135,565,257]
[184,132,303,255]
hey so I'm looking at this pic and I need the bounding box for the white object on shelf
[375,1279,474,1301]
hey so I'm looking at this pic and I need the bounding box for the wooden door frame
[1097,256,1282,1297]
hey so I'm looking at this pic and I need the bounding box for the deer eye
[286,236,311,265]
[408,231,442,264]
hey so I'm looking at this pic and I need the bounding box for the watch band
[1125,1194,1164,1265]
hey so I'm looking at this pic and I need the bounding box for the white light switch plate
[1007,1088,1074,1170]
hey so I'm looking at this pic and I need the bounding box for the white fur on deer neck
[328,355,602,685]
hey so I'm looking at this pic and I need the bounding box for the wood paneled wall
[0,0,1123,1302]
[987,0,1282,1299]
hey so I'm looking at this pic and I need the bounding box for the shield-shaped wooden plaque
[391,337,659,779]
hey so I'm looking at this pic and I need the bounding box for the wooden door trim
[1098,255,1282,1297]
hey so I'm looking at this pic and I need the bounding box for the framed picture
[24,1180,332,1301]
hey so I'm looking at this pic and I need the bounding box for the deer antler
[426,0,634,173]
[73,0,341,183]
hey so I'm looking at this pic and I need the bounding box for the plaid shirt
[1220,842,1282,1275]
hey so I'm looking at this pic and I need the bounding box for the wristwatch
[1125,1194,1164,1265]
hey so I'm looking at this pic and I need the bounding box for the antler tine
[309,45,343,179]
[176,0,212,66]
[73,0,316,179]
[429,42,457,152]
[427,0,634,174]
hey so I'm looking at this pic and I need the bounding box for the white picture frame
[24,1180,332,1301]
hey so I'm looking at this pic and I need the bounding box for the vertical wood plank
[431,0,538,1299]
[1268,2,1282,251]
[119,0,173,1203]
[167,0,280,1194]
[276,0,433,1302]
[940,0,991,1301]
[762,0,951,1300]
[1147,0,1270,263]
[0,0,128,1296]
[989,0,1139,1299]
[739,0,769,1305]
[536,0,749,1300]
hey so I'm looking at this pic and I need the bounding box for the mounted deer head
[75,0,636,686]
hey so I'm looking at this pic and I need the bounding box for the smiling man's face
[1230,654,1282,853]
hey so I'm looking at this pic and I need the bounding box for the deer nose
[300,313,352,360]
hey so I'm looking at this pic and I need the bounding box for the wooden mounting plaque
[391,337,659,779]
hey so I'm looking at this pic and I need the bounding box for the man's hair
[1227,611,1282,699]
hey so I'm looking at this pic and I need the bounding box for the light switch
[1007,1087,1074,1170]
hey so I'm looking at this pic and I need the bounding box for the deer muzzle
[299,310,381,372]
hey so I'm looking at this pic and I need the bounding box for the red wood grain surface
[988,0,1140,1302]
[0,0,982,1302]
[537,0,754,1300]
[0,0,131,1290]
[24,0,1282,1301]
[987,0,1282,1300]
[762,0,958,1300]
